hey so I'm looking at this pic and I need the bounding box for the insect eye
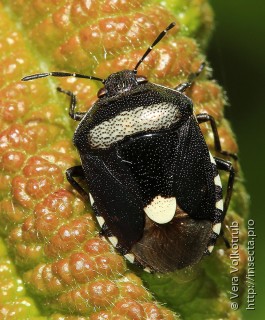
[136,75,148,84]
[97,87,107,98]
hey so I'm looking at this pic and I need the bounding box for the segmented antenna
[133,22,176,73]
[21,72,103,82]
[22,23,176,82]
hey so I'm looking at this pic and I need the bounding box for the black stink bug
[22,22,236,273]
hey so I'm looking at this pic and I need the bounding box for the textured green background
[209,1,264,319]
[0,0,260,318]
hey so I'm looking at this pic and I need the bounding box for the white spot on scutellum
[208,245,214,253]
[88,102,179,149]
[108,236,118,247]
[144,195,176,224]
[144,267,151,273]
[212,222,221,235]
[215,199,223,211]
[124,253,135,263]
[89,193,95,206]
[96,216,105,227]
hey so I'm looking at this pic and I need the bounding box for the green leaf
[0,0,248,319]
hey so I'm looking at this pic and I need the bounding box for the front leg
[57,87,86,121]
[175,62,205,92]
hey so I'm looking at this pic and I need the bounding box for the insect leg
[175,62,205,92]
[66,166,90,201]
[57,87,86,121]
[219,228,231,249]
[197,113,238,160]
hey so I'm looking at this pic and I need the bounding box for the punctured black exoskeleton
[22,22,236,273]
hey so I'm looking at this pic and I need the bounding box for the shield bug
[22,22,236,273]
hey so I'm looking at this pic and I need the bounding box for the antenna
[133,22,176,73]
[21,72,103,82]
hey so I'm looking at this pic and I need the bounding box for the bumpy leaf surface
[0,1,248,319]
